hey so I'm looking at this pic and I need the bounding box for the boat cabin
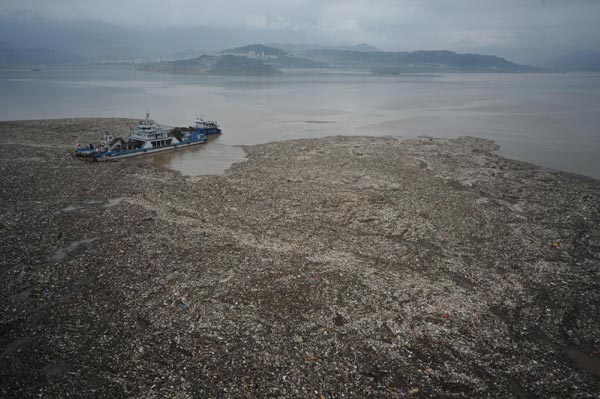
[128,113,179,149]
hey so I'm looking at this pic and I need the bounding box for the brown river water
[1,65,599,178]
[139,136,246,176]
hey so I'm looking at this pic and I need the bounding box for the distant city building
[220,50,278,60]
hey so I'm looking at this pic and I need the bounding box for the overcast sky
[2,0,599,63]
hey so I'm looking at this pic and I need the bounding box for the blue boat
[195,117,222,135]
[75,113,210,161]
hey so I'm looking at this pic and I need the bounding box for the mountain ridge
[140,44,538,75]
[304,48,537,73]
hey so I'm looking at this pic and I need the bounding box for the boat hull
[196,127,221,135]
[82,137,208,161]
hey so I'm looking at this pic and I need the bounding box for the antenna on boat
[146,111,149,121]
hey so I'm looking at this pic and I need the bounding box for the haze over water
[1,65,599,179]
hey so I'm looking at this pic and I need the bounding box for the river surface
[1,64,599,178]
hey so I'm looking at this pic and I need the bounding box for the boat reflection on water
[137,135,247,176]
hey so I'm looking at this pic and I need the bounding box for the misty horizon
[1,1,600,65]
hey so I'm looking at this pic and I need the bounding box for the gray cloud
[1,0,599,63]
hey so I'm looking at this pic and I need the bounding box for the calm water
[1,65,599,179]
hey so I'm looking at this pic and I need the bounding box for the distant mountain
[219,44,288,59]
[336,43,381,52]
[305,49,537,73]
[267,57,328,69]
[167,49,212,61]
[142,51,284,76]
[219,44,328,68]
[207,55,281,76]
[141,45,535,75]
[268,43,381,54]
[138,55,216,74]
[140,52,324,75]
[168,55,216,66]
[0,43,86,64]
[545,50,600,71]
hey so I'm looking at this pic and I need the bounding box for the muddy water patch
[9,289,32,302]
[564,348,600,378]
[43,363,69,380]
[0,336,32,367]
[50,237,97,263]
[142,141,246,176]
[508,376,536,399]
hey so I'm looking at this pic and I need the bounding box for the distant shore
[1,118,599,398]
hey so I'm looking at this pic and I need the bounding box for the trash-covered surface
[1,119,599,398]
